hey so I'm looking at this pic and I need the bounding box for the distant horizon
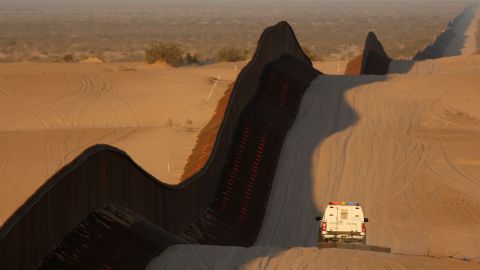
[0,0,474,62]
[0,0,476,12]
[0,0,476,6]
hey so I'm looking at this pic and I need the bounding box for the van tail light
[362,223,366,233]
[321,222,327,232]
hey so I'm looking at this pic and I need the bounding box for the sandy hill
[1,5,480,269]
[0,61,242,225]
[148,53,480,270]
[150,8,480,269]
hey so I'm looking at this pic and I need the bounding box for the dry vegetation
[478,17,480,54]
[0,0,472,63]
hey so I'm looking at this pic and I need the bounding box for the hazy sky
[0,0,469,4]
[0,0,475,11]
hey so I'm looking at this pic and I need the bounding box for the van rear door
[325,205,338,231]
[336,206,352,232]
[350,207,364,233]
[333,206,362,232]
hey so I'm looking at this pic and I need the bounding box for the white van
[316,202,368,243]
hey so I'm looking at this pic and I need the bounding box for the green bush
[145,41,184,66]
[216,46,249,62]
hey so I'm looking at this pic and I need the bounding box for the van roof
[329,201,359,206]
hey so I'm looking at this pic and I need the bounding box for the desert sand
[148,245,477,270]
[2,8,480,268]
[313,60,349,75]
[0,61,245,225]
[149,15,480,268]
[0,58,350,230]
[149,55,480,269]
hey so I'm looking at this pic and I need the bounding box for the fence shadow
[255,74,388,248]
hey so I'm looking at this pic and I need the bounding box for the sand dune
[148,245,478,270]
[2,9,479,267]
[150,53,480,269]
[0,62,239,225]
[148,11,480,269]
[313,60,348,75]
[1,21,319,270]
[389,54,480,75]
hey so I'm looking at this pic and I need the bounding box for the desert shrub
[477,20,480,54]
[145,41,184,66]
[63,54,75,63]
[216,46,249,62]
[185,52,200,64]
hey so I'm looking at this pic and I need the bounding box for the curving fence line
[40,55,319,269]
[345,4,476,76]
[0,21,318,269]
[413,6,476,60]
[345,32,392,75]
[183,55,319,246]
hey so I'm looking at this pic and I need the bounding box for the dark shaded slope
[183,55,319,246]
[39,56,319,269]
[181,83,233,180]
[40,205,186,270]
[181,21,312,181]
[0,21,317,270]
[345,32,392,75]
